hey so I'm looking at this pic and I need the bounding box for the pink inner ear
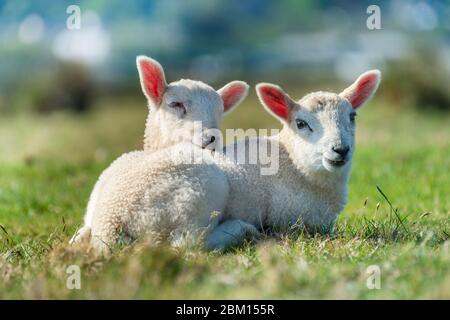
[223,85,245,112]
[140,60,165,104]
[259,86,289,119]
[349,73,378,109]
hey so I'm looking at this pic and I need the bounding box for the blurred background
[0,0,449,163]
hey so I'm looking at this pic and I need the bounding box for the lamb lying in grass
[76,70,380,253]
[69,56,249,247]
[207,70,381,249]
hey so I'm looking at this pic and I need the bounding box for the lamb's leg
[69,225,91,244]
[205,219,259,251]
[70,176,104,245]
[89,217,124,255]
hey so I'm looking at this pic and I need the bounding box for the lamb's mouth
[324,158,346,167]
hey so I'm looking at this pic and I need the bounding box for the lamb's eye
[169,101,186,114]
[350,112,357,122]
[296,119,311,131]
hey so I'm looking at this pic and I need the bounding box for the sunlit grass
[0,95,448,299]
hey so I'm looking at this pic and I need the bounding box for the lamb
[69,56,249,246]
[85,145,230,252]
[207,70,382,249]
[78,70,380,253]
[136,55,248,150]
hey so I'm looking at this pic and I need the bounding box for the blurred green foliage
[1,1,450,113]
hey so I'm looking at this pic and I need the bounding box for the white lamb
[70,55,249,246]
[79,70,380,253]
[207,70,381,249]
[136,55,247,151]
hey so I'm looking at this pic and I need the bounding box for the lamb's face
[288,93,356,173]
[137,56,249,150]
[160,80,223,149]
[256,70,381,175]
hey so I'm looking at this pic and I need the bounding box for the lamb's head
[137,56,249,151]
[256,70,381,176]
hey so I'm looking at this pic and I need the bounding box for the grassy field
[0,92,449,299]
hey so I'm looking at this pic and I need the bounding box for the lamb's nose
[332,145,350,157]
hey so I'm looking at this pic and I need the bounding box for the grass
[0,92,449,299]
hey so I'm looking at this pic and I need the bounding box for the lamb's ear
[339,70,381,109]
[217,81,249,114]
[136,55,167,106]
[256,83,295,122]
